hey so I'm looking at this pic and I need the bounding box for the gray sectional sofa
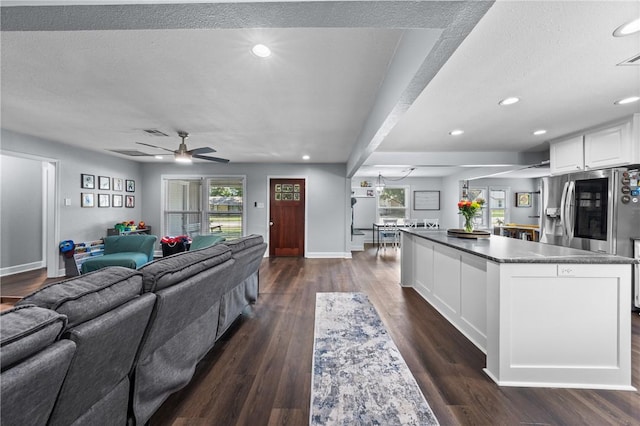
[0,234,267,426]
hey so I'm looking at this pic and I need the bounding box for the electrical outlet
[557,265,575,277]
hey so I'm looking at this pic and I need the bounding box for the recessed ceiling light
[449,129,464,136]
[613,18,640,37]
[302,155,310,160]
[154,155,164,159]
[498,97,520,106]
[533,130,547,136]
[251,44,271,58]
[614,96,640,105]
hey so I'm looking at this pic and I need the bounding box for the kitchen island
[400,229,637,390]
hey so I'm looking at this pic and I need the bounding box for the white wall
[142,162,350,257]
[468,177,540,225]
[351,176,444,222]
[1,154,43,270]
[1,129,144,248]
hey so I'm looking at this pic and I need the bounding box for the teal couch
[81,235,157,273]
[189,234,225,251]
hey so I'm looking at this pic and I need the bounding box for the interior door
[269,179,305,257]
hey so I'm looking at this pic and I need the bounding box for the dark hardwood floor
[0,268,64,310]
[151,247,640,426]
[3,248,639,425]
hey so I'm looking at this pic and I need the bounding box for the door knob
[269,221,274,226]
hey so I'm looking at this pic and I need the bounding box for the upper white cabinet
[584,121,632,170]
[550,135,584,175]
[550,114,640,175]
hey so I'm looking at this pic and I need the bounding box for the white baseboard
[306,252,352,259]
[0,260,45,277]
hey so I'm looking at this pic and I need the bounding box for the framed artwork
[98,193,110,207]
[81,174,95,189]
[113,178,124,192]
[81,193,94,207]
[516,192,532,207]
[413,191,440,210]
[125,195,135,208]
[112,194,123,208]
[98,176,110,190]
[125,179,135,192]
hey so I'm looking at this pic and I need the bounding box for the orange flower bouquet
[458,198,485,232]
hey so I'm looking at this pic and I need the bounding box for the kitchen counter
[400,230,634,391]
[401,229,637,264]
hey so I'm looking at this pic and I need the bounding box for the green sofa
[81,235,157,273]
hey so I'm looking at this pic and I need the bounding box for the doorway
[269,178,305,257]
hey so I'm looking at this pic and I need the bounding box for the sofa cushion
[139,244,233,293]
[223,234,264,254]
[190,234,225,251]
[0,304,67,370]
[17,267,144,328]
[81,252,150,273]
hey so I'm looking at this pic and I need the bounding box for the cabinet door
[584,121,632,169]
[550,135,584,175]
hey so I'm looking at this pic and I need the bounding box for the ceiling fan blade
[188,147,216,155]
[136,141,175,153]
[192,154,230,163]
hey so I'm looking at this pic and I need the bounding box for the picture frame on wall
[516,192,532,207]
[98,193,110,207]
[113,178,124,191]
[125,195,135,208]
[81,193,94,207]
[413,190,440,211]
[98,176,111,190]
[112,194,123,208]
[81,174,95,189]
[125,179,135,192]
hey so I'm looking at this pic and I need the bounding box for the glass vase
[463,215,474,233]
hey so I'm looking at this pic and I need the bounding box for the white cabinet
[550,135,584,175]
[584,121,632,170]
[550,114,640,175]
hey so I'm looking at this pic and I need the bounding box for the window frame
[161,174,247,239]
[376,185,410,221]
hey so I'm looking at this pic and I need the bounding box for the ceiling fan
[136,131,230,163]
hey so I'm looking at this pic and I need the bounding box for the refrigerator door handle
[565,181,576,239]
[559,181,569,236]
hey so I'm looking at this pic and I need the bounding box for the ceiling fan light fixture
[614,96,640,105]
[498,97,520,106]
[252,44,271,58]
[174,152,192,163]
[613,18,640,37]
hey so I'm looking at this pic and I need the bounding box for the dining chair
[380,219,399,250]
[404,218,418,228]
[423,219,439,229]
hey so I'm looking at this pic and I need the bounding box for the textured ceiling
[1,1,639,179]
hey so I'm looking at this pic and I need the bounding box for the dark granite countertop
[401,229,638,264]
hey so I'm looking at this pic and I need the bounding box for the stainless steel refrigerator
[540,167,640,308]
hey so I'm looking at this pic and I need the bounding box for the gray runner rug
[310,292,439,425]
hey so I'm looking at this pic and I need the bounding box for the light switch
[256,202,265,209]
[64,198,71,206]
